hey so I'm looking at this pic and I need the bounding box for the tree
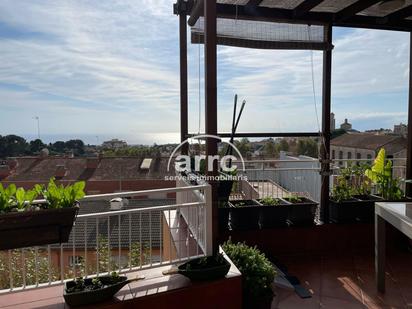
[234,138,251,157]
[297,138,318,158]
[0,135,29,158]
[65,139,85,156]
[263,138,278,157]
[29,139,45,154]
[276,139,289,152]
[51,141,66,153]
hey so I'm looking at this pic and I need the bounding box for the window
[356,153,361,159]
[367,154,372,164]
[332,150,335,159]
[338,151,343,165]
[347,152,352,160]
[69,256,83,267]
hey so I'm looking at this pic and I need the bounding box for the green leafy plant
[365,148,403,200]
[110,272,121,284]
[0,184,16,212]
[222,240,276,305]
[284,194,303,203]
[330,164,372,202]
[13,187,38,211]
[260,197,280,206]
[91,277,102,290]
[36,178,85,209]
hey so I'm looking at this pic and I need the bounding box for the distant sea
[20,132,181,146]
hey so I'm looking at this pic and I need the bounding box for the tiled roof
[55,199,173,249]
[4,156,174,181]
[331,133,406,154]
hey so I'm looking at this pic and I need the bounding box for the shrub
[222,240,276,306]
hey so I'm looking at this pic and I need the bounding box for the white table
[375,202,412,293]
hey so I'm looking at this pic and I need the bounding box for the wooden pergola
[173,0,412,253]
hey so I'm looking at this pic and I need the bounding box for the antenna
[33,116,40,140]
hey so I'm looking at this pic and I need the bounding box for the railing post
[204,183,213,256]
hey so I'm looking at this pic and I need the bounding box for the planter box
[229,200,261,231]
[218,207,230,232]
[64,276,131,307]
[176,255,231,281]
[258,198,289,229]
[328,198,362,224]
[0,207,78,250]
[283,197,317,226]
[353,195,384,223]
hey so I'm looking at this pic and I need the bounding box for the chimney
[55,165,67,178]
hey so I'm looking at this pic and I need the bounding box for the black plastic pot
[283,197,317,226]
[229,200,260,230]
[175,256,231,281]
[258,199,289,228]
[353,194,384,223]
[218,207,230,232]
[0,206,78,250]
[328,198,362,224]
[64,276,139,307]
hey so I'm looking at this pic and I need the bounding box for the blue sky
[0,1,410,145]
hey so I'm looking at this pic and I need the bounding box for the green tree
[297,138,318,158]
[29,139,45,154]
[276,139,289,152]
[263,138,278,157]
[0,135,29,158]
[234,138,251,156]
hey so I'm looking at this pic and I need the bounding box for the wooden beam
[179,13,189,155]
[406,32,412,197]
[188,0,204,26]
[335,0,381,21]
[204,0,218,255]
[386,4,412,21]
[187,132,320,138]
[294,0,324,18]
[320,24,332,224]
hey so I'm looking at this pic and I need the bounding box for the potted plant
[222,241,276,309]
[0,178,85,250]
[365,148,408,202]
[258,197,289,228]
[162,254,231,281]
[229,199,261,230]
[64,272,144,307]
[329,171,361,223]
[283,194,317,226]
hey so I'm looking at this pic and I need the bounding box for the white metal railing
[0,184,211,294]
[240,159,321,202]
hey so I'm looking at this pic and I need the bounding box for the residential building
[340,118,352,131]
[331,132,407,165]
[102,139,128,150]
[394,122,408,137]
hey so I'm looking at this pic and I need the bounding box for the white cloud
[0,2,409,142]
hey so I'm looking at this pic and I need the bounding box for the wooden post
[406,32,412,196]
[179,11,189,155]
[320,25,332,223]
[204,0,218,255]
